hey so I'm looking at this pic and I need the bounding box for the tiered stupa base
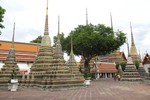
[145,68,150,82]
[23,45,85,90]
[0,64,21,87]
[121,57,142,82]
[138,63,146,79]
[20,73,85,91]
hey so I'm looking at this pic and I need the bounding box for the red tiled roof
[91,62,117,73]
[142,53,150,64]
[96,63,116,69]
[98,51,127,63]
[20,70,28,72]
[0,40,40,52]
[0,40,40,62]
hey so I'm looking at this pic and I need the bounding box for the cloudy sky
[1,0,150,60]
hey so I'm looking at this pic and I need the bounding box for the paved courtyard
[0,79,150,100]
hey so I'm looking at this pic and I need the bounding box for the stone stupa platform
[121,57,142,82]
[20,1,85,90]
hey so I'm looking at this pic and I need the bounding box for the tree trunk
[84,57,91,73]
[84,58,90,69]
[84,57,91,78]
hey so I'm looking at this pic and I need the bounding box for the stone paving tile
[0,79,150,100]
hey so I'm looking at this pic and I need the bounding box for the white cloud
[1,0,150,60]
[141,33,150,47]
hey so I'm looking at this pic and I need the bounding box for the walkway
[0,79,150,100]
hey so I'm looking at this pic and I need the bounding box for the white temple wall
[0,62,33,73]
[0,62,4,71]
[143,64,150,73]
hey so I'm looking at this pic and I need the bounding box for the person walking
[117,74,121,81]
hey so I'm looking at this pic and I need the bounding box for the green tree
[119,62,127,71]
[53,32,65,47]
[0,6,5,34]
[62,24,126,71]
[30,35,42,43]
[134,60,140,69]
[30,33,64,45]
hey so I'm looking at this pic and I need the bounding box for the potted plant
[10,68,18,83]
[84,68,91,85]
[8,68,19,91]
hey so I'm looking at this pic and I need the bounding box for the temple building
[79,50,126,77]
[97,50,127,64]
[142,53,150,73]
[128,22,140,62]
[91,62,117,79]
[0,40,40,71]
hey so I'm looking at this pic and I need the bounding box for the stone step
[121,78,142,81]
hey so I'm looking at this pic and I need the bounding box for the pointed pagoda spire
[44,0,49,35]
[41,0,51,46]
[57,16,60,43]
[9,22,16,57]
[11,22,15,48]
[2,23,19,70]
[68,34,76,64]
[110,12,113,31]
[130,22,135,46]
[1,22,19,74]
[70,34,73,54]
[86,8,88,25]
[110,13,116,38]
[54,16,63,56]
[129,22,139,61]
[126,37,130,57]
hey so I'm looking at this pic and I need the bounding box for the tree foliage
[62,24,126,69]
[30,33,65,46]
[0,6,6,34]
[53,32,65,47]
[30,35,42,43]
[119,62,127,71]
[134,60,140,69]
[30,23,126,72]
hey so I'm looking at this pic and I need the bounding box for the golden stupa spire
[130,22,135,46]
[129,22,139,61]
